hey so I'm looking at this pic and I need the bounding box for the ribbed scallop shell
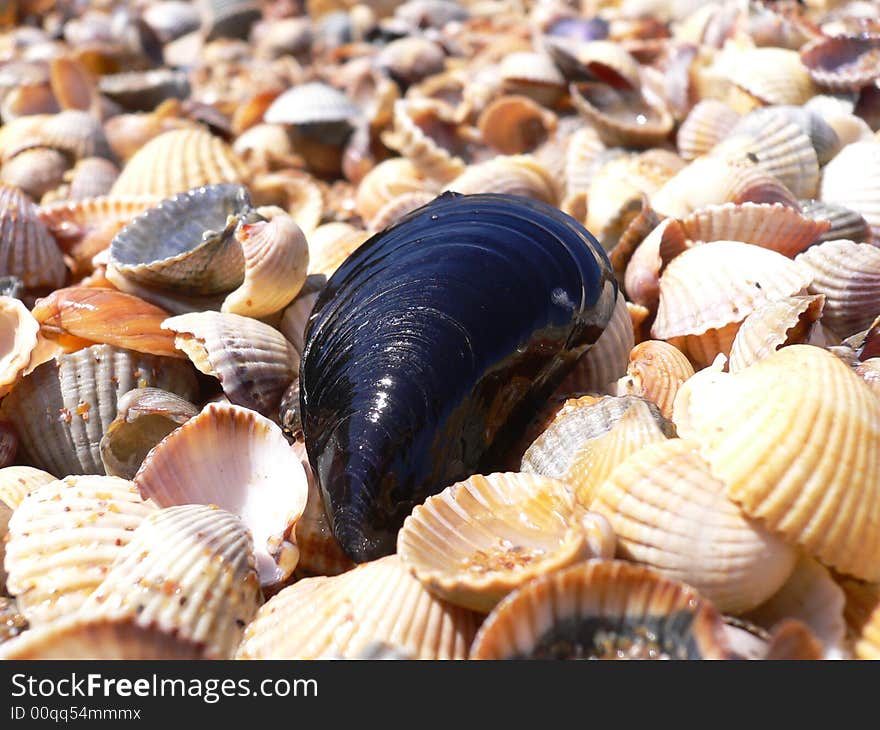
[616,340,695,419]
[0,467,53,594]
[64,157,120,201]
[469,559,732,659]
[564,125,607,197]
[109,128,249,198]
[5,110,112,162]
[306,222,370,278]
[0,183,66,291]
[796,239,880,338]
[235,555,478,659]
[820,141,880,240]
[677,100,740,161]
[839,577,880,660]
[477,95,558,155]
[728,295,825,372]
[0,296,38,398]
[499,51,566,107]
[163,311,297,417]
[735,105,842,167]
[673,344,880,581]
[705,46,817,108]
[383,99,466,183]
[264,82,360,126]
[1,147,68,201]
[591,439,797,614]
[82,504,261,659]
[355,157,429,222]
[368,191,437,232]
[800,34,880,92]
[0,344,198,476]
[3,475,157,624]
[800,199,873,245]
[397,472,615,613]
[445,156,557,205]
[134,402,308,587]
[570,81,674,149]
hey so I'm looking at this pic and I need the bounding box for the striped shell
[820,141,880,241]
[676,100,740,161]
[445,156,557,205]
[616,340,695,419]
[383,99,466,183]
[800,34,880,92]
[0,296,39,398]
[0,183,66,291]
[800,199,873,246]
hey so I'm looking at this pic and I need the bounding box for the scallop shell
[264,81,360,127]
[7,110,113,162]
[800,33,880,92]
[109,128,249,198]
[499,51,566,107]
[570,81,674,148]
[64,157,120,201]
[469,559,732,659]
[397,472,615,613]
[355,157,429,222]
[444,155,557,205]
[733,105,842,167]
[796,239,880,338]
[839,577,880,660]
[728,295,825,373]
[820,141,880,241]
[673,344,880,581]
[235,555,478,659]
[677,99,740,161]
[0,467,53,594]
[306,222,370,278]
[616,340,695,419]
[591,438,798,614]
[800,199,873,245]
[1,147,68,201]
[477,95,558,155]
[134,403,308,587]
[163,311,297,417]
[3,475,157,625]
[563,125,607,198]
[0,296,39,398]
[0,344,198,476]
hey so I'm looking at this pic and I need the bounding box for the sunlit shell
[800,199,873,246]
[624,218,667,312]
[839,577,880,660]
[563,125,606,197]
[103,109,194,163]
[499,51,566,107]
[98,69,191,112]
[445,155,557,205]
[820,141,880,241]
[63,157,120,201]
[109,128,249,198]
[0,344,198,476]
[796,239,880,338]
[3,475,156,624]
[677,99,740,161]
[248,172,322,233]
[0,296,39,398]
[570,81,674,148]
[616,340,695,420]
[163,311,296,417]
[368,191,436,232]
[134,403,308,587]
[264,81,360,127]
[544,38,641,91]
[728,295,825,372]
[382,99,466,182]
[233,123,297,171]
[0,467,53,594]
[235,555,478,659]
[477,95,558,155]
[800,33,880,92]
[377,36,446,87]
[609,195,661,287]
[7,110,112,162]
[278,274,325,358]
[470,559,732,659]
[1,147,68,201]
[306,222,370,278]
[673,344,880,581]
[355,157,429,222]
[397,472,615,613]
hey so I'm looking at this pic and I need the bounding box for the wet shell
[591,438,797,614]
[3,475,156,624]
[570,81,674,148]
[301,193,617,562]
[99,387,199,480]
[477,95,558,156]
[83,504,261,658]
[676,100,740,161]
[0,296,39,398]
[109,183,249,295]
[673,344,880,581]
[0,344,198,476]
[800,199,873,245]
[820,141,880,241]
[796,239,880,338]
[235,555,478,659]
[134,403,308,587]
[163,311,297,417]
[384,99,467,183]
[109,128,249,198]
[0,147,68,201]
[800,33,880,92]
[354,157,429,222]
[469,559,732,659]
[616,340,695,420]
[397,472,615,613]
[264,81,360,127]
[444,155,557,205]
[728,295,825,373]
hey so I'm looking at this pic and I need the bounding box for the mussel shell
[301,192,617,562]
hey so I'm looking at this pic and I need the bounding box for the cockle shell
[134,403,309,587]
[3,475,156,624]
[1,147,68,201]
[820,141,880,242]
[278,274,326,359]
[444,155,557,205]
[0,467,54,593]
[248,172,323,232]
[591,438,797,614]
[563,125,607,198]
[477,95,558,155]
[469,559,732,659]
[354,157,429,222]
[676,99,740,161]
[800,33,880,92]
[800,199,873,245]
[235,555,478,659]
[616,340,695,419]
[499,51,566,108]
[3,110,113,163]
[368,191,437,232]
[264,81,360,127]
[570,81,674,148]
[0,296,39,398]
[397,472,615,613]
[839,577,880,660]
[306,222,371,278]
[63,157,120,201]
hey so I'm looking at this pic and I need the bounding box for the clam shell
[570,81,674,148]
[377,37,446,87]
[8,110,113,162]
[1,147,68,201]
[616,340,695,419]
[134,403,308,587]
[264,82,360,127]
[800,199,873,245]
[0,295,39,398]
[397,472,615,613]
[609,195,660,286]
[820,141,880,242]
[563,125,607,197]
[163,311,297,417]
[109,183,249,295]
[235,555,478,659]
[0,597,27,644]
[109,128,249,198]
[444,155,558,205]
[355,157,429,222]
[839,577,880,660]
[477,95,558,155]
[383,99,467,183]
[676,99,740,161]
[591,438,798,614]
[544,38,641,90]
[3,475,157,624]
[800,33,880,92]
[673,344,880,581]
[469,559,732,659]
[0,344,199,476]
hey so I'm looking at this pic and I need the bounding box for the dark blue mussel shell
[300,192,617,562]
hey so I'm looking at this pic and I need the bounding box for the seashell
[397,472,615,613]
[796,239,880,338]
[591,438,797,614]
[608,196,661,286]
[103,110,195,164]
[0,296,39,398]
[301,193,617,562]
[570,81,674,148]
[477,95,558,155]
[839,577,880,660]
[63,157,120,201]
[3,475,157,625]
[499,51,566,108]
[616,340,695,420]
[676,99,740,161]
[279,275,326,359]
[109,128,249,198]
[0,183,67,292]
[800,199,873,245]
[253,18,313,61]
[469,559,732,659]
[444,155,557,205]
[355,157,429,222]
[109,183,249,296]
[673,344,880,581]
[264,81,360,128]
[83,503,260,658]
[248,172,323,233]
[820,141,880,241]
[651,241,813,369]
[728,295,825,373]
[306,222,371,278]
[563,125,607,198]
[743,556,847,659]
[0,597,28,645]
[199,0,261,41]
[232,123,296,171]
[856,358,880,397]
[367,191,437,232]
[143,1,202,43]
[98,69,191,112]
[377,37,446,87]
[162,311,297,417]
[729,105,842,167]
[624,218,667,312]
[800,33,880,92]
[99,387,199,480]
[4,111,113,163]
[383,99,467,182]
[1,148,69,202]
[221,211,309,318]
[0,467,53,594]
[235,555,477,659]
[544,38,641,90]
[0,344,198,476]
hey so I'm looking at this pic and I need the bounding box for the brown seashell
[49,56,100,115]
[1,148,69,202]
[477,95,558,155]
[383,99,467,182]
[570,80,674,148]
[616,340,695,420]
[103,110,194,163]
[800,199,873,246]
[676,99,740,161]
[624,218,667,313]
[544,38,642,91]
[800,33,880,92]
[839,576,880,660]
[377,36,446,87]
[820,141,880,241]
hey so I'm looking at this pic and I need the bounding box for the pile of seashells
[0,0,879,661]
